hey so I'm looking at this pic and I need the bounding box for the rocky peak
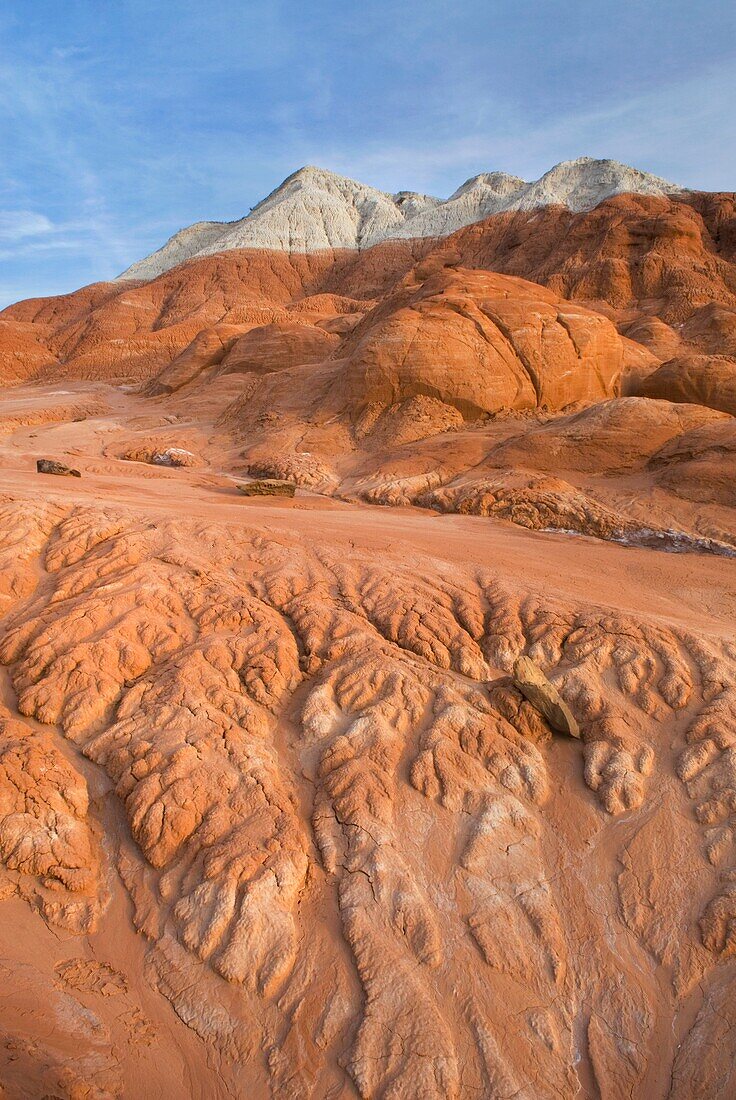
[119,157,681,280]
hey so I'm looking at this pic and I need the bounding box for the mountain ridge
[119,157,681,281]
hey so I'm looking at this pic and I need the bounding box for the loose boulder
[119,446,200,468]
[36,459,81,478]
[512,656,580,737]
[236,478,296,498]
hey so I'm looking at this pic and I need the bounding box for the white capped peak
[119,158,682,280]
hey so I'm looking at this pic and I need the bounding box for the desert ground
[1,162,736,1098]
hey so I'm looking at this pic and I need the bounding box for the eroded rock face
[0,713,104,932]
[2,188,735,388]
[0,958,123,1097]
[485,396,727,473]
[638,353,736,416]
[0,496,734,1096]
[1,164,736,1099]
[0,319,58,384]
[336,266,626,419]
[357,394,465,448]
[120,445,201,468]
[244,454,338,490]
[220,320,341,377]
[649,418,736,506]
[144,323,248,395]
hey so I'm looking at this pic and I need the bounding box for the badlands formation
[0,159,735,1098]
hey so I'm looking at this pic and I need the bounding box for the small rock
[236,478,296,498]
[512,656,580,738]
[119,445,201,469]
[36,459,81,478]
[151,448,197,468]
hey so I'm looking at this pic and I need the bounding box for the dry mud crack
[0,490,734,1098]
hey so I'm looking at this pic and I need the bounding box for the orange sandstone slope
[210,263,639,457]
[1,175,736,1099]
[2,190,736,392]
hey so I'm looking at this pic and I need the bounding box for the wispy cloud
[307,59,736,196]
[0,40,134,280]
[0,210,54,241]
[0,0,734,308]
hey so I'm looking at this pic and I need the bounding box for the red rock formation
[649,417,736,506]
[0,481,733,1096]
[486,397,727,473]
[0,182,736,1097]
[2,191,736,389]
[221,320,341,377]
[0,319,58,382]
[335,265,627,418]
[145,323,249,395]
[213,265,633,456]
[639,354,736,416]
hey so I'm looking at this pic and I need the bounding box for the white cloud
[0,209,53,241]
[0,47,134,273]
[0,6,734,308]
[305,59,736,197]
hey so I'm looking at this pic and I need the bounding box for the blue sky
[1,0,735,308]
